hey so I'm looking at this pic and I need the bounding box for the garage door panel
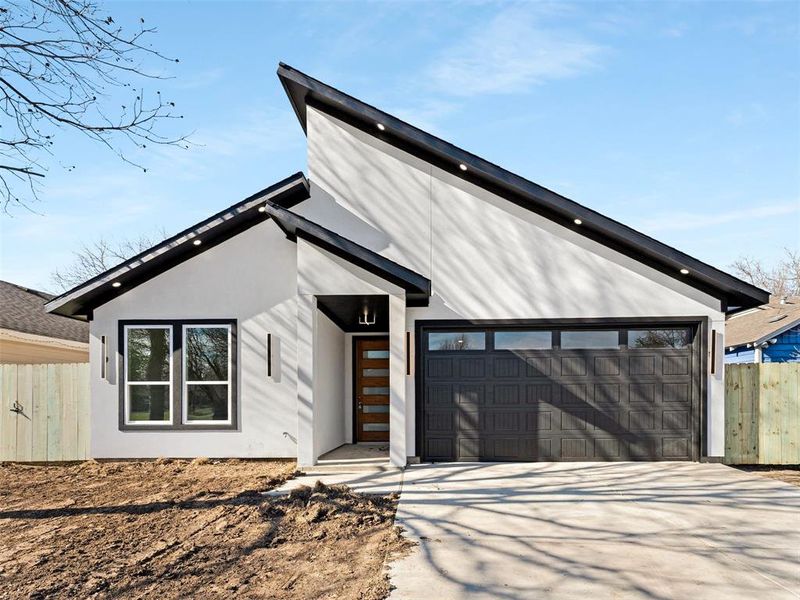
[662,437,690,458]
[526,356,552,377]
[560,410,591,430]
[594,383,622,404]
[560,356,588,376]
[455,384,485,406]
[526,411,552,431]
[459,358,485,378]
[494,357,522,377]
[427,384,454,407]
[560,383,589,405]
[427,357,453,378]
[426,410,454,433]
[526,383,552,404]
[422,323,698,462]
[492,384,520,405]
[594,356,622,376]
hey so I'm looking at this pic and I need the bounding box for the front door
[355,337,390,442]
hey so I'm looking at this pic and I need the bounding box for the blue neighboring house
[725,296,800,364]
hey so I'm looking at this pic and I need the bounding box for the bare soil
[0,459,413,599]
[736,465,800,487]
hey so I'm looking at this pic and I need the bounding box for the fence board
[1,363,90,462]
[31,365,48,461]
[15,364,33,462]
[1,365,18,461]
[725,363,800,465]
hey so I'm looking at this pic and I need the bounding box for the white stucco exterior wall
[89,221,300,459]
[305,106,727,458]
[313,310,345,458]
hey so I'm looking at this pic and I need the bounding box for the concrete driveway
[389,462,800,599]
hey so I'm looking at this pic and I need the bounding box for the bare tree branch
[731,248,800,298]
[50,229,166,291]
[0,0,188,212]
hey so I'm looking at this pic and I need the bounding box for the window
[561,330,620,349]
[124,326,172,424]
[629,329,691,349]
[120,320,236,430]
[183,325,232,424]
[495,331,552,350]
[428,331,486,351]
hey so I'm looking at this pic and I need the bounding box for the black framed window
[428,331,486,351]
[119,319,237,431]
[629,328,691,349]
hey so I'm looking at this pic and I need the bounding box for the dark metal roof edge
[45,172,310,316]
[277,63,769,310]
[262,201,431,299]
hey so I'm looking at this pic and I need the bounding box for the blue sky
[1,0,798,292]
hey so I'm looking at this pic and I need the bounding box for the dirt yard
[0,459,413,599]
[736,465,800,487]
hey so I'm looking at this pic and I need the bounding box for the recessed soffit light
[573,218,582,225]
[376,123,385,131]
[458,163,468,172]
[111,281,121,288]
[193,239,202,246]
[258,206,266,213]
[679,268,689,275]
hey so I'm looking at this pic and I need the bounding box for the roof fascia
[277,63,768,310]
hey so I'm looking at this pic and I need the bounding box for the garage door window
[495,331,552,350]
[629,329,690,349]
[428,332,486,351]
[561,330,620,349]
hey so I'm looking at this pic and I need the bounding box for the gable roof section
[262,201,431,306]
[278,63,768,312]
[726,296,800,349]
[46,173,310,318]
[1,281,89,342]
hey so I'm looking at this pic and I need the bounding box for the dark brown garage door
[420,323,700,461]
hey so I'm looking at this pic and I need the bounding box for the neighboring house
[45,64,768,466]
[725,296,800,364]
[1,280,89,364]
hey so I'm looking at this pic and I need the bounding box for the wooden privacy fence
[0,363,90,462]
[725,363,800,465]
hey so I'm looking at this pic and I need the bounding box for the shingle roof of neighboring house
[726,296,800,349]
[277,63,768,311]
[0,281,89,343]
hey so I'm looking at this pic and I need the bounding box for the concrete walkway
[389,462,800,600]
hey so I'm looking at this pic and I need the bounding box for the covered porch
[263,201,430,468]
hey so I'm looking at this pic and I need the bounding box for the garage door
[420,323,700,461]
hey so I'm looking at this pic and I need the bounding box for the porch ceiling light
[358,306,376,326]
[458,163,468,171]
[111,281,122,288]
[258,206,266,213]
[573,218,582,225]
[679,268,689,275]
[376,123,386,131]
[192,239,202,246]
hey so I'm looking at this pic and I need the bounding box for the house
[1,280,89,364]
[725,296,800,363]
[44,64,768,466]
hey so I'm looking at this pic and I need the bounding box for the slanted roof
[277,63,769,312]
[262,201,431,306]
[46,173,310,318]
[1,281,89,342]
[726,296,800,349]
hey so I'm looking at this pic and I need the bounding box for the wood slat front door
[355,338,390,442]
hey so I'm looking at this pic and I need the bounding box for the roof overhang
[262,201,431,306]
[278,63,769,312]
[45,173,310,318]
